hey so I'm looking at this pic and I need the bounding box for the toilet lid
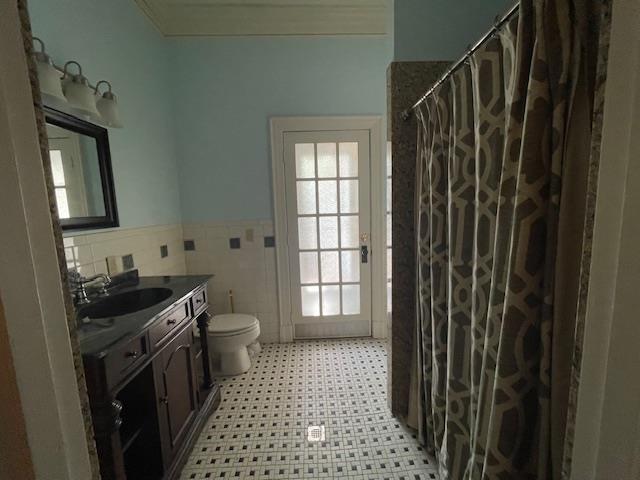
[208,314,258,334]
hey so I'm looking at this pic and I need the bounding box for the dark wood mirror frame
[44,106,119,231]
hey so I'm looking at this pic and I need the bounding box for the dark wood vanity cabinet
[83,282,220,480]
[154,326,198,469]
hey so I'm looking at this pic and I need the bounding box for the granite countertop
[77,274,211,357]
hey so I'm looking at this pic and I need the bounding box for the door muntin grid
[293,141,363,318]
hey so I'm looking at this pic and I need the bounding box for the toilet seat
[208,313,259,337]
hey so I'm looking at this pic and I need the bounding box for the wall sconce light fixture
[32,37,123,128]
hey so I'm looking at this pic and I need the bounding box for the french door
[283,130,371,338]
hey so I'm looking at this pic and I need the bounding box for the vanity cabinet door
[154,324,198,467]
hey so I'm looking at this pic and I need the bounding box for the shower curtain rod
[401,3,519,121]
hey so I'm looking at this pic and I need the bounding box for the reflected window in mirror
[45,107,118,230]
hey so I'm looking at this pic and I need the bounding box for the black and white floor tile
[180,339,438,479]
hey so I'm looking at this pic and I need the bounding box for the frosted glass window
[318,180,337,214]
[387,215,392,246]
[342,285,360,315]
[295,143,315,179]
[387,248,392,280]
[339,142,358,177]
[298,217,317,250]
[319,216,338,249]
[386,178,392,212]
[322,286,340,316]
[301,286,320,316]
[340,180,358,213]
[320,251,340,283]
[299,252,319,284]
[340,216,359,248]
[317,143,337,178]
[387,282,392,313]
[297,181,316,214]
[50,150,65,186]
[55,188,70,219]
[341,251,360,282]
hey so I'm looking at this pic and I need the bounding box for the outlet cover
[122,254,134,270]
[264,236,275,248]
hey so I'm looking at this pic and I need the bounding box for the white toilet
[207,313,260,375]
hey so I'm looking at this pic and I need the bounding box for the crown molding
[135,0,389,36]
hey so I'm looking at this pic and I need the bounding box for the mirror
[45,107,118,230]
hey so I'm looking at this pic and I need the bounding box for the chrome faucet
[69,270,111,305]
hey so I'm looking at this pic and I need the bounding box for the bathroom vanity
[78,274,219,480]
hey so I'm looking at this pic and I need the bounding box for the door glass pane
[342,284,360,315]
[341,251,360,283]
[50,150,65,186]
[339,142,358,177]
[297,181,316,214]
[387,248,392,280]
[298,217,317,250]
[340,216,359,248]
[386,178,392,212]
[319,216,338,249]
[322,285,340,316]
[295,143,315,179]
[320,251,340,283]
[387,215,392,246]
[299,252,319,284]
[55,188,70,219]
[317,143,337,178]
[340,179,358,213]
[318,180,337,214]
[301,286,320,316]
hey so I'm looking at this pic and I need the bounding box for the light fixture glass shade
[96,91,123,128]
[63,74,100,117]
[35,53,65,102]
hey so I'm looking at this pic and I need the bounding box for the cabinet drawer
[150,301,189,348]
[191,287,207,317]
[105,333,148,389]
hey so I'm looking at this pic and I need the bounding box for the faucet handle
[68,269,84,285]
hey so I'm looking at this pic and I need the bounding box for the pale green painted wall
[169,36,393,222]
[29,0,517,225]
[28,0,182,228]
[394,0,516,61]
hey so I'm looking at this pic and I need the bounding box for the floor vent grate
[307,425,325,442]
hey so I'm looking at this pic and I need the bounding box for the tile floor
[180,338,438,480]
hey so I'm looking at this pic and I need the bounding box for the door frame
[569,1,640,478]
[0,1,93,478]
[270,116,385,342]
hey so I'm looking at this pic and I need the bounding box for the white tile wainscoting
[63,224,187,278]
[184,219,389,345]
[63,219,387,346]
[182,220,280,344]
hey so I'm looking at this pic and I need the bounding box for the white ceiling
[134,0,389,36]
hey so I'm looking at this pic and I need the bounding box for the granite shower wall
[182,221,279,344]
[387,61,450,417]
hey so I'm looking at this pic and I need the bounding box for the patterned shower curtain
[413,1,605,479]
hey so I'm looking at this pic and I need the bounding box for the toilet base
[220,346,251,375]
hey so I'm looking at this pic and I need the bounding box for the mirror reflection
[46,123,106,219]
